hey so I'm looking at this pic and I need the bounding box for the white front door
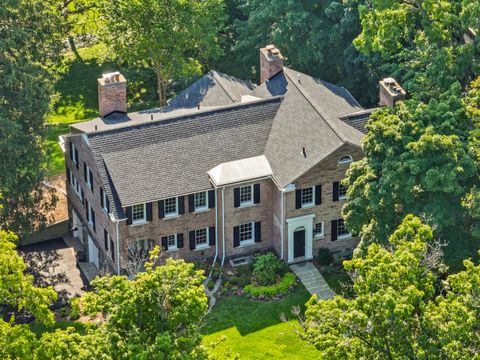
[88,236,99,269]
[286,214,314,263]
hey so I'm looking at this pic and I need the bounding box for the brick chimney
[260,45,284,83]
[98,72,127,117]
[378,77,406,107]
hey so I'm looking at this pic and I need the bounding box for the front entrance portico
[286,214,314,263]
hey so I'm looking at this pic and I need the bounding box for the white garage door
[88,236,99,269]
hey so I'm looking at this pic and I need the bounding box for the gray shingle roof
[168,70,255,108]
[88,97,283,211]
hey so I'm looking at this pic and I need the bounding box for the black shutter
[295,189,302,209]
[126,206,132,225]
[75,148,79,169]
[178,196,185,214]
[85,200,89,221]
[158,200,165,218]
[100,188,104,209]
[209,227,216,246]
[233,226,240,247]
[83,162,87,182]
[104,229,108,249]
[315,185,322,205]
[255,222,261,243]
[66,168,71,186]
[110,239,115,262]
[89,170,94,193]
[177,233,184,248]
[161,236,168,251]
[69,141,73,161]
[188,194,195,212]
[333,182,339,202]
[189,231,196,250]
[331,220,338,241]
[253,184,260,204]
[92,210,96,231]
[146,202,153,221]
[234,188,240,208]
[81,189,85,204]
[106,196,110,213]
[208,190,215,208]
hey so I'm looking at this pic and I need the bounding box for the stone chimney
[378,77,406,107]
[260,44,284,83]
[98,72,127,117]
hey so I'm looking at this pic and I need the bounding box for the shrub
[317,248,334,266]
[252,253,286,286]
[235,263,252,277]
[69,297,81,320]
[207,279,216,291]
[230,275,250,287]
[244,273,297,299]
[210,263,223,280]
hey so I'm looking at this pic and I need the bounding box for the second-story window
[240,185,253,206]
[194,192,207,211]
[84,163,93,191]
[132,203,146,224]
[339,184,348,200]
[71,142,79,166]
[164,197,178,217]
[301,187,314,207]
[69,170,83,201]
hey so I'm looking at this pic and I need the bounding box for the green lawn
[45,44,158,176]
[201,285,320,359]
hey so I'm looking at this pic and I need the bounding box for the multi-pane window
[339,184,348,200]
[88,205,95,229]
[301,187,314,207]
[102,190,109,213]
[337,219,350,238]
[195,228,208,248]
[167,234,177,251]
[240,185,253,206]
[239,222,254,244]
[132,203,146,224]
[69,171,82,200]
[194,192,207,211]
[86,165,93,190]
[72,143,78,165]
[164,197,177,216]
[314,222,324,238]
[339,155,353,164]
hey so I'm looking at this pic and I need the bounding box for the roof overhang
[207,155,273,187]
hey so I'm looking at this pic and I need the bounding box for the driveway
[19,237,86,305]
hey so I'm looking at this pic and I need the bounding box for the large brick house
[64,45,404,274]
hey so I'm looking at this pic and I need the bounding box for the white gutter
[112,216,121,275]
[280,190,284,260]
[208,188,219,277]
[221,186,226,266]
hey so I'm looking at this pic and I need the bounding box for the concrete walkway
[290,262,335,300]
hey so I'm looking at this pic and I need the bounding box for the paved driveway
[19,237,86,305]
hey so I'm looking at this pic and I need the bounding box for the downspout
[114,219,121,275]
[221,186,226,266]
[208,188,219,277]
[280,190,284,260]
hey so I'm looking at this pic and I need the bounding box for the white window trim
[314,222,325,239]
[132,203,147,225]
[337,219,351,240]
[164,197,179,218]
[239,185,254,207]
[86,164,93,190]
[88,206,94,226]
[167,234,178,252]
[301,186,315,208]
[194,191,208,212]
[102,190,109,214]
[194,227,209,250]
[339,155,353,165]
[72,143,78,166]
[339,184,347,201]
[70,172,83,201]
[239,221,255,247]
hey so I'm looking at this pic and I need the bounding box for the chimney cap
[265,44,276,51]
[98,72,126,85]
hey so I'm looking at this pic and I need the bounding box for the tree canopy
[303,215,480,359]
[98,0,225,106]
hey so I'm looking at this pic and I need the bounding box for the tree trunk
[68,36,82,62]
[156,73,168,107]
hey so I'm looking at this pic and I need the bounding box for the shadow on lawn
[201,284,313,336]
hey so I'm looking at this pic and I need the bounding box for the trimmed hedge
[244,272,297,299]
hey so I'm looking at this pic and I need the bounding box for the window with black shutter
[233,187,240,208]
[126,206,133,225]
[315,185,322,205]
[189,230,196,250]
[331,220,338,241]
[89,169,94,193]
[69,141,73,161]
[178,196,185,214]
[85,200,89,222]
[208,190,215,208]
[110,238,115,261]
[83,162,87,182]
[333,182,340,202]
[146,202,153,221]
[91,209,96,231]
[188,194,195,212]
[161,236,168,251]
[74,148,79,168]
[233,226,240,247]
[209,227,215,246]
[253,184,260,204]
[158,200,165,218]
[255,222,261,243]
[177,233,184,248]
[295,189,302,209]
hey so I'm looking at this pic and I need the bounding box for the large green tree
[98,0,225,106]
[229,0,376,104]
[0,0,62,236]
[303,215,480,359]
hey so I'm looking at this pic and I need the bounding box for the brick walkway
[290,261,335,300]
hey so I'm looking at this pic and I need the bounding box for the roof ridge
[211,70,236,103]
[284,68,346,144]
[88,96,284,138]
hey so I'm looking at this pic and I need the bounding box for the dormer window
[339,155,353,164]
